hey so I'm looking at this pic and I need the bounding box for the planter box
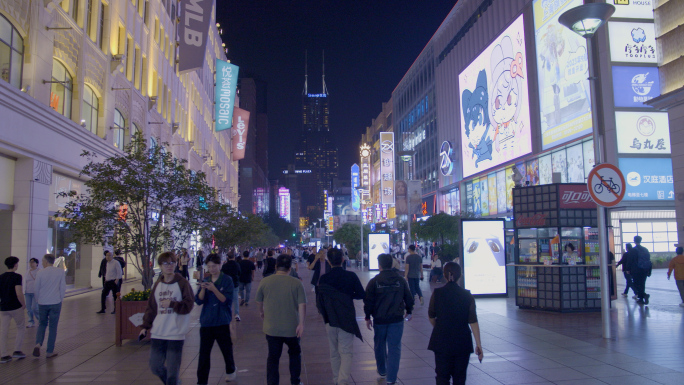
[115,296,150,346]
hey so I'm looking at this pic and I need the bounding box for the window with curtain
[82,85,98,134]
[113,109,125,149]
[50,60,73,118]
[0,14,24,89]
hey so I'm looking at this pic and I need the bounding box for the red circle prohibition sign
[586,163,626,207]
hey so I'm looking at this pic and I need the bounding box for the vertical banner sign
[380,132,395,204]
[179,0,213,73]
[215,60,239,132]
[351,164,360,212]
[278,187,291,222]
[231,107,250,160]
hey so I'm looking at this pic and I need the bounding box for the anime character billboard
[459,15,532,179]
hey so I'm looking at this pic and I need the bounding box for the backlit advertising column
[379,133,395,205]
[231,107,250,161]
[216,60,239,132]
[534,0,592,150]
[351,164,360,212]
[367,233,390,271]
[278,187,291,222]
[461,219,507,295]
[459,14,532,178]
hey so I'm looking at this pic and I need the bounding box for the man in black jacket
[221,253,242,321]
[364,253,414,385]
[316,248,365,385]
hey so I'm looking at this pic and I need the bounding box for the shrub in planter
[116,288,152,346]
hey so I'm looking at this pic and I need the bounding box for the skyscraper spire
[303,50,308,95]
[322,50,329,95]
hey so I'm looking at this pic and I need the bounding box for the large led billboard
[367,233,390,271]
[459,14,532,178]
[534,0,592,150]
[462,219,507,295]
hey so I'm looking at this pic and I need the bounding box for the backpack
[635,245,652,271]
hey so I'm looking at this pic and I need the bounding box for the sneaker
[226,366,237,382]
[377,370,386,378]
[644,294,650,305]
[96,310,106,314]
[12,351,25,359]
[621,293,628,297]
[420,296,424,306]
[632,295,638,299]
[240,299,245,306]
[26,322,34,328]
[0,356,11,364]
[235,315,241,322]
[32,346,40,357]
[46,352,58,358]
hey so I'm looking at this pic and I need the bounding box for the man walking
[364,253,414,385]
[316,248,365,385]
[256,248,264,271]
[33,254,66,358]
[667,247,684,307]
[238,251,255,307]
[0,256,26,363]
[263,250,277,277]
[97,250,123,314]
[631,235,652,305]
[404,245,424,305]
[256,254,306,385]
[221,252,242,322]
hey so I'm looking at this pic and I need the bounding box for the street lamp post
[559,2,615,339]
[399,150,415,248]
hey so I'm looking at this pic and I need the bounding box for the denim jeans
[25,293,38,324]
[36,303,62,354]
[266,335,301,385]
[373,321,404,383]
[149,339,184,385]
[232,286,239,316]
[197,325,235,385]
[408,277,423,298]
[238,282,251,304]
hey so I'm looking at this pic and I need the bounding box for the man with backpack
[631,235,652,305]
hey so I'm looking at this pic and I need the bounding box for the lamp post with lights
[559,2,615,339]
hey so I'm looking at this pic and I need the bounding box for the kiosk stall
[512,183,613,312]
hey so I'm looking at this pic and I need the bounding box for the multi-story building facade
[0,0,238,289]
[360,99,393,225]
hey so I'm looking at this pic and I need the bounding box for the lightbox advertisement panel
[459,14,532,178]
[462,219,506,295]
[534,0,592,150]
[615,111,671,155]
[620,158,674,201]
[215,60,239,132]
[368,233,390,271]
[611,0,654,20]
[612,66,659,108]
[608,22,657,64]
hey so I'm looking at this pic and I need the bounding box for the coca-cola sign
[516,213,546,227]
[559,185,596,209]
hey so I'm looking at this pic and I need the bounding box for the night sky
[218,0,457,182]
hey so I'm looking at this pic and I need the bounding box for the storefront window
[50,59,72,118]
[113,108,125,149]
[47,217,80,287]
[0,14,23,89]
[621,220,678,252]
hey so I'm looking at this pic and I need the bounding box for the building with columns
[0,0,238,291]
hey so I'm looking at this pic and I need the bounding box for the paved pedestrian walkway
[0,262,683,384]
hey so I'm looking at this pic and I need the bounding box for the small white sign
[129,312,145,327]
[612,0,654,20]
[608,22,657,64]
[616,111,671,154]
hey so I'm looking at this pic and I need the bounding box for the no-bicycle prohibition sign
[587,163,626,207]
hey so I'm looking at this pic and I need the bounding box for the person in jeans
[97,250,122,314]
[316,248,365,385]
[617,244,636,298]
[140,252,194,385]
[667,247,684,307]
[256,254,306,385]
[24,258,40,328]
[33,254,66,358]
[238,251,255,306]
[404,245,424,305]
[428,262,484,385]
[195,254,237,384]
[221,252,242,321]
[0,256,26,363]
[364,253,414,385]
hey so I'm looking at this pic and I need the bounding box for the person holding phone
[428,262,483,385]
[139,252,194,385]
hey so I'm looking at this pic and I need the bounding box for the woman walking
[428,262,483,385]
[24,258,40,328]
[196,254,237,384]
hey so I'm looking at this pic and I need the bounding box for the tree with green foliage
[56,132,216,289]
[262,210,298,243]
[412,212,472,261]
[207,205,271,252]
[333,222,372,260]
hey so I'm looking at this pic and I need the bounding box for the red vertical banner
[231,107,250,161]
